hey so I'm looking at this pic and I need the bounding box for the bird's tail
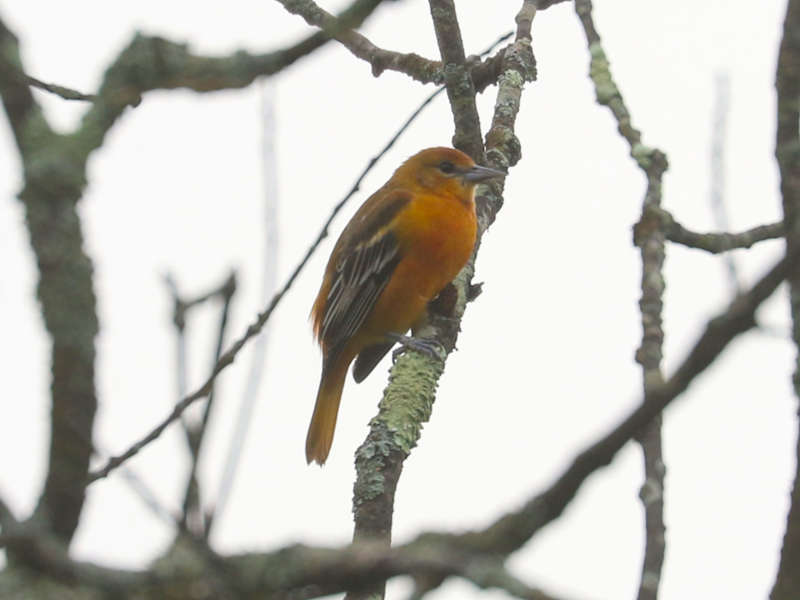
[306,357,350,465]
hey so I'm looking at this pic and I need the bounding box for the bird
[306,147,505,465]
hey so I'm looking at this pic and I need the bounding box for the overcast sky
[0,1,795,599]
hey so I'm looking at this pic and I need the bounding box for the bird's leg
[387,332,445,363]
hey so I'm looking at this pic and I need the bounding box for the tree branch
[771,0,800,597]
[574,2,668,596]
[25,75,96,101]
[276,0,442,83]
[429,0,485,159]
[1,519,573,600]
[0,15,98,547]
[348,4,536,599]
[658,207,785,253]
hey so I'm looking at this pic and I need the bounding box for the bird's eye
[438,161,456,174]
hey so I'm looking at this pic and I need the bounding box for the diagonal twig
[446,247,797,557]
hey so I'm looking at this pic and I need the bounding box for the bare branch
[276,0,442,83]
[1,522,572,600]
[14,0,387,106]
[429,0,485,159]
[771,0,800,597]
[657,207,785,253]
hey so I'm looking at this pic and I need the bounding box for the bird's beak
[462,164,507,182]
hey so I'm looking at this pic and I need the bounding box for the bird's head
[396,147,506,201]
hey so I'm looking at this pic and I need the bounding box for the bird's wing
[318,190,411,364]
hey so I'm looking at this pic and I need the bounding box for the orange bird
[306,147,505,464]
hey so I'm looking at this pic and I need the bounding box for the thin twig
[25,75,96,101]
[710,72,740,291]
[180,272,237,535]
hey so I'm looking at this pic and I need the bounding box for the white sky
[0,1,795,599]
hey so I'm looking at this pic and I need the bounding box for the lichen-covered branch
[482,0,536,229]
[347,4,536,599]
[0,15,98,547]
[429,0,485,159]
[574,1,667,597]
[771,0,800,597]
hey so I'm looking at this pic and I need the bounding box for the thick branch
[429,0,485,159]
[1,521,569,600]
[74,0,390,165]
[0,15,98,547]
[771,0,800,597]
[16,0,386,105]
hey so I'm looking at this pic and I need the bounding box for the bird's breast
[396,193,477,289]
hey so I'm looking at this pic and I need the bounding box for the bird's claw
[387,333,445,363]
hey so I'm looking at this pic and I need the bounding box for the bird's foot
[387,333,445,363]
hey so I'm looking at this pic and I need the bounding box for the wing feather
[317,190,411,364]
